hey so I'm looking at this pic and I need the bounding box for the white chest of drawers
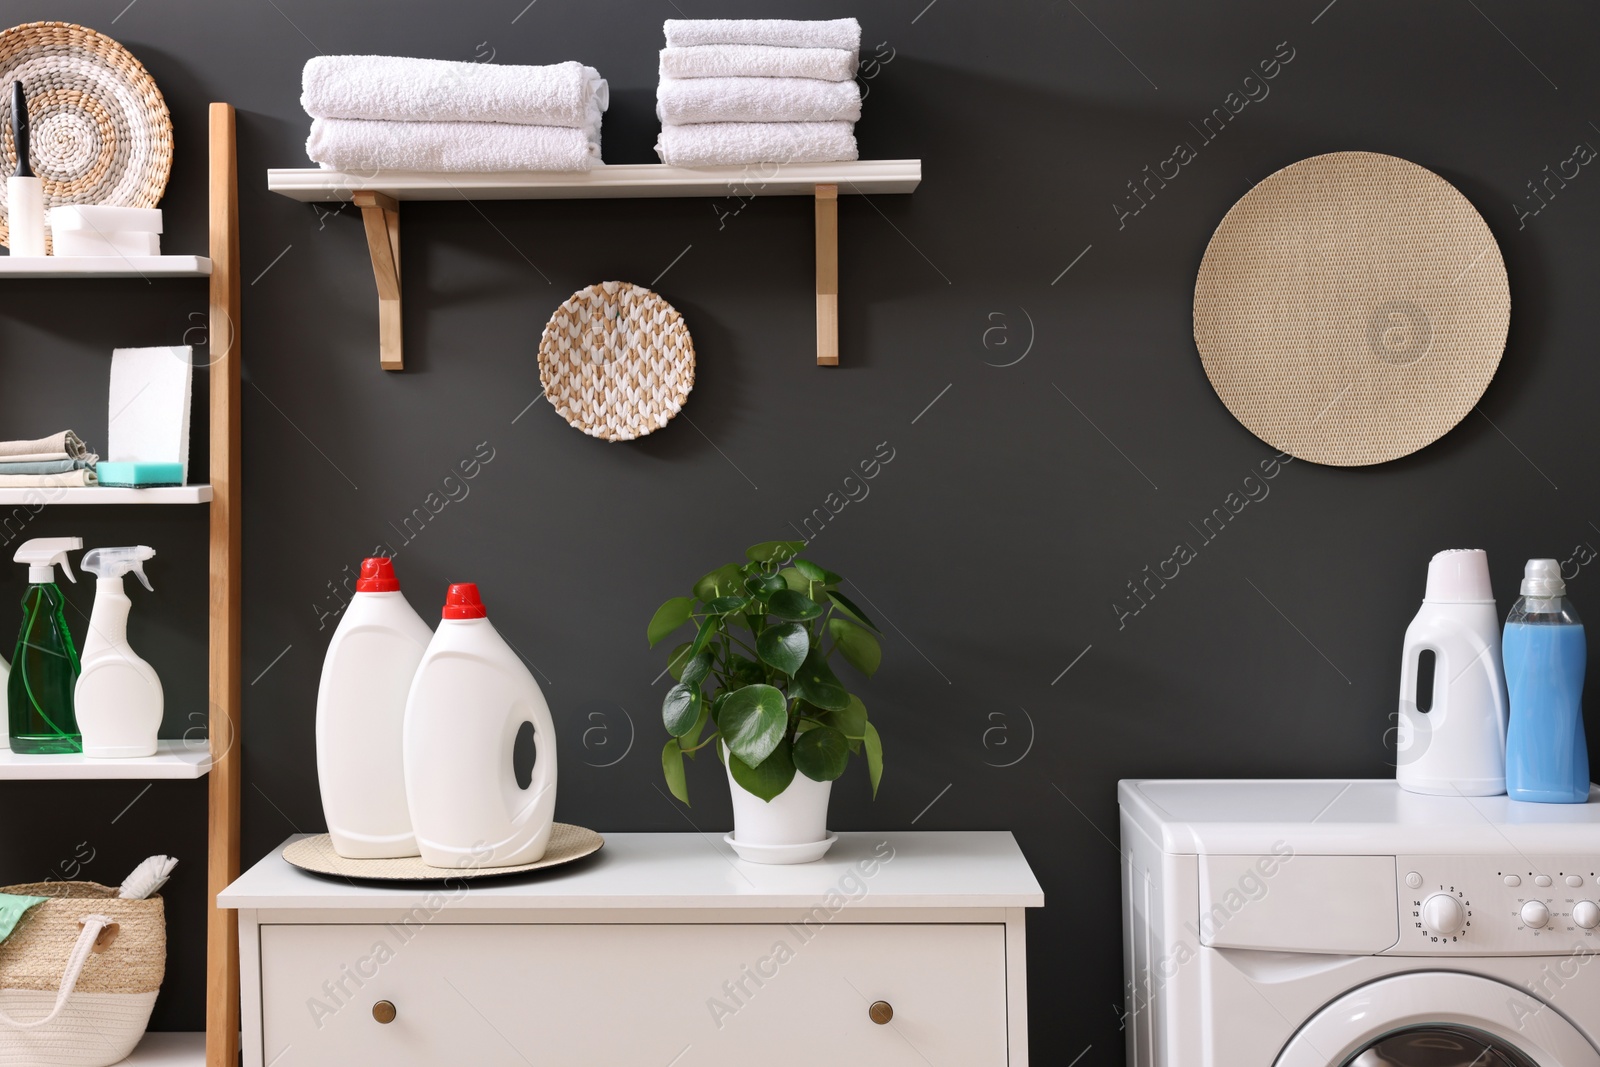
[220,831,1044,1067]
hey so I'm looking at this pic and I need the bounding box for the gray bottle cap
[1521,558,1566,597]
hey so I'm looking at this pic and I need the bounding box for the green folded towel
[0,892,48,943]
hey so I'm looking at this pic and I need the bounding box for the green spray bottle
[9,537,83,753]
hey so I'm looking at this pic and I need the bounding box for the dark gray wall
[1,0,1597,1059]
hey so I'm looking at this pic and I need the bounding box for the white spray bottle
[75,546,162,758]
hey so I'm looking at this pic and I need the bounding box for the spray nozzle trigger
[81,546,156,592]
[14,537,82,584]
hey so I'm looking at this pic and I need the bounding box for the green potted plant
[648,541,884,863]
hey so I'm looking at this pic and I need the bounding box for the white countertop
[1120,778,1600,855]
[219,831,1044,911]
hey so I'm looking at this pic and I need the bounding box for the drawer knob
[869,1000,894,1025]
[372,1000,397,1024]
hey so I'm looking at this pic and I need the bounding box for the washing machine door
[1274,972,1600,1067]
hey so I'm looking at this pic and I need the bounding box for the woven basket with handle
[0,881,165,1067]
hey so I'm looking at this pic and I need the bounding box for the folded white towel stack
[302,56,608,172]
[655,19,863,167]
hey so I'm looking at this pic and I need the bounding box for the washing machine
[1120,779,1600,1066]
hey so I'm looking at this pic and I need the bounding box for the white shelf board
[0,255,211,277]
[124,1032,205,1065]
[267,159,922,201]
[0,484,213,504]
[0,739,211,780]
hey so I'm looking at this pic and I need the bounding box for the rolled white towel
[655,121,857,168]
[660,45,857,83]
[664,18,861,51]
[303,56,607,134]
[307,118,600,172]
[657,76,861,125]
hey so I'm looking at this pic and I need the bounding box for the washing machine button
[1522,900,1551,929]
[1566,875,1584,888]
[1535,875,1554,888]
[1574,900,1600,930]
[1405,872,1423,889]
[1504,875,1522,887]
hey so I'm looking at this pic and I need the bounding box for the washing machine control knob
[1421,893,1466,935]
[1521,900,1551,929]
[1573,900,1600,930]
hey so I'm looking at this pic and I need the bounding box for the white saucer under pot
[724,832,838,865]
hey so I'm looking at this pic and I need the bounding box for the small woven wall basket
[1193,151,1509,467]
[0,881,165,1067]
[0,21,173,248]
[539,281,696,442]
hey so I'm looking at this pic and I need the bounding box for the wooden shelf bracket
[353,191,402,371]
[815,184,839,367]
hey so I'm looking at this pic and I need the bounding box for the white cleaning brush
[119,855,178,900]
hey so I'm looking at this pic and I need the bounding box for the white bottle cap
[1520,558,1566,598]
[1423,548,1495,604]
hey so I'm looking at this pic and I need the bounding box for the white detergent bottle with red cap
[403,583,558,868]
[316,557,433,859]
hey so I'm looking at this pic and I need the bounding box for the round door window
[1343,1024,1538,1067]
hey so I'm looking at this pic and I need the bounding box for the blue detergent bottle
[1503,559,1591,803]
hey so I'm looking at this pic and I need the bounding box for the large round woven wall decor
[1193,151,1509,467]
[539,281,695,442]
[0,21,173,247]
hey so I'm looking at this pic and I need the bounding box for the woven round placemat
[283,824,604,883]
[0,21,172,248]
[1193,151,1509,466]
[539,281,695,442]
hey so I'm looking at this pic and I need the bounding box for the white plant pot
[723,745,834,863]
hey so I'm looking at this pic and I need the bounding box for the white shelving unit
[0,485,213,504]
[0,255,211,277]
[0,739,211,780]
[0,104,244,1067]
[124,1031,205,1065]
[267,159,923,369]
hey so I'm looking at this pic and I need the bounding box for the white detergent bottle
[75,546,162,758]
[316,557,432,859]
[1396,548,1509,796]
[404,582,557,869]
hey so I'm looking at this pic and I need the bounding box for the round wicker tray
[1193,151,1509,467]
[283,824,605,884]
[0,21,173,247]
[539,281,695,442]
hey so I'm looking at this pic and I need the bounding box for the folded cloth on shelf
[664,18,861,51]
[307,118,600,172]
[0,457,97,475]
[660,45,858,82]
[0,430,92,463]
[303,56,608,134]
[655,121,858,167]
[657,76,861,125]
[0,470,97,488]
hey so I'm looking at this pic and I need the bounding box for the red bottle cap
[442,582,488,619]
[356,557,400,593]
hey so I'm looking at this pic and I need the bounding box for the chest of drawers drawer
[261,921,1007,1066]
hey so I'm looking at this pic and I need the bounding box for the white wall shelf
[0,255,212,277]
[266,159,923,369]
[125,1032,205,1065]
[0,485,213,505]
[0,739,211,780]
[266,160,921,201]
